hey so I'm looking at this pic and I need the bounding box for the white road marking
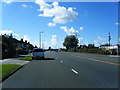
[61,61,63,63]
[67,54,119,66]
[71,69,78,75]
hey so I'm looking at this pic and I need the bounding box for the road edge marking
[64,53,119,66]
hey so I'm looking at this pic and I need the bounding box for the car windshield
[33,49,44,52]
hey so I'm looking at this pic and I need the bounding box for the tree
[48,47,51,50]
[63,35,78,49]
[34,46,38,48]
[82,44,87,49]
[2,34,16,58]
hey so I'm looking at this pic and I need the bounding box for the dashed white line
[71,69,78,75]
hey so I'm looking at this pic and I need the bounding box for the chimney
[25,40,27,43]
[21,39,23,42]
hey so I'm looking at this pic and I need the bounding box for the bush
[76,48,99,53]
[104,50,110,55]
[60,48,111,55]
[19,56,32,60]
[98,49,105,54]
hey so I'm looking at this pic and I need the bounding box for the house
[99,44,120,55]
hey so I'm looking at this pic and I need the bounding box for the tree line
[63,35,96,49]
[1,34,34,59]
[62,35,113,55]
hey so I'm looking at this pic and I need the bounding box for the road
[2,51,119,88]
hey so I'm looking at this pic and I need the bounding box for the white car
[32,48,45,60]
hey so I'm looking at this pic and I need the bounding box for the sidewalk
[0,54,31,65]
[108,55,120,57]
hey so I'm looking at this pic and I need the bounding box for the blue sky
[1,0,119,49]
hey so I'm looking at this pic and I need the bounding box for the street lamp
[39,32,43,48]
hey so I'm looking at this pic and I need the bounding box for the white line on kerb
[71,69,78,75]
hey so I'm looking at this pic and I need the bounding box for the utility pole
[39,32,43,48]
[108,32,111,46]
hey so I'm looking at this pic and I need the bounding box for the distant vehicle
[32,48,45,60]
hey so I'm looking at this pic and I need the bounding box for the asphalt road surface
[2,51,119,88]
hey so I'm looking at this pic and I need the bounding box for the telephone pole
[108,32,111,46]
[39,32,43,48]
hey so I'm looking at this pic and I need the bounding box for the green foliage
[98,49,105,54]
[19,56,32,61]
[59,48,68,52]
[2,34,34,59]
[104,50,110,55]
[76,48,99,53]
[2,34,17,58]
[88,44,95,48]
[60,48,111,55]
[0,64,21,79]
[63,35,78,49]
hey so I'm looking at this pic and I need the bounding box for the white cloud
[0,30,33,45]
[78,37,83,44]
[115,22,120,25]
[21,4,33,8]
[84,42,89,45]
[94,36,106,46]
[0,30,20,39]
[80,27,84,31]
[3,0,13,4]
[48,22,56,27]
[21,4,28,8]
[51,35,57,46]
[33,40,39,47]
[35,0,78,26]
[60,26,78,35]
[23,35,30,42]
[51,35,59,48]
[13,33,19,38]
[0,30,12,35]
[94,40,100,46]
[42,41,49,49]
[98,36,106,40]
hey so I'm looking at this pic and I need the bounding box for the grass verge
[19,56,32,61]
[0,64,21,80]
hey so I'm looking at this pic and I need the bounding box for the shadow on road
[17,55,25,58]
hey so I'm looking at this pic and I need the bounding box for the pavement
[1,51,119,88]
[0,54,31,65]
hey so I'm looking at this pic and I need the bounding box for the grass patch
[19,56,32,61]
[0,64,21,80]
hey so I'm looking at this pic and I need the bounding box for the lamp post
[39,32,43,48]
[108,32,111,46]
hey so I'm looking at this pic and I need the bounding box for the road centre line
[65,53,119,66]
[61,61,63,63]
[71,69,78,75]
